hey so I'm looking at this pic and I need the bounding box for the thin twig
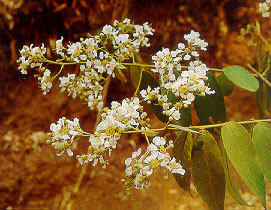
[247,63,271,88]
[121,118,271,134]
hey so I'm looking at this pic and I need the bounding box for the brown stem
[247,63,271,88]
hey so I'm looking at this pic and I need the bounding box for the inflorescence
[17,18,154,111]
[259,0,271,18]
[141,30,214,121]
[17,19,213,191]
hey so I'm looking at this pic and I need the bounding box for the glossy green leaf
[216,73,235,96]
[252,122,271,183]
[191,131,225,210]
[223,65,259,92]
[221,122,266,208]
[172,132,193,193]
[194,73,226,125]
[219,139,249,206]
[176,106,192,127]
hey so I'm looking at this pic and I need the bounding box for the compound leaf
[221,122,266,208]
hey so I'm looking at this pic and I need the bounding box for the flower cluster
[18,20,211,194]
[259,0,271,18]
[17,19,154,111]
[123,136,185,191]
[140,30,214,121]
[76,97,149,167]
[38,69,53,95]
[47,117,83,156]
[17,44,46,74]
[102,18,154,59]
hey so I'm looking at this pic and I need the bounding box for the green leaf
[252,122,271,183]
[191,131,225,210]
[194,73,226,125]
[221,122,266,208]
[223,65,259,92]
[176,106,192,127]
[219,139,249,206]
[172,132,193,193]
[216,73,235,96]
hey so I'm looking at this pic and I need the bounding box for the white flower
[149,38,214,122]
[153,136,166,146]
[167,158,185,175]
[67,42,82,62]
[170,108,181,120]
[125,166,133,176]
[81,97,148,167]
[147,143,158,153]
[49,117,83,157]
[17,44,47,74]
[40,69,52,95]
[184,54,191,60]
[184,30,208,50]
[125,158,132,166]
[67,149,74,156]
[56,36,64,56]
[259,1,271,18]
[123,137,185,190]
[102,24,113,34]
[132,148,142,158]
[115,34,129,44]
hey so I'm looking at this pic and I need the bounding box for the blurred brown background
[0,0,270,209]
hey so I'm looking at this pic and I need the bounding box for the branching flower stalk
[17,18,155,111]
[17,18,271,192]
